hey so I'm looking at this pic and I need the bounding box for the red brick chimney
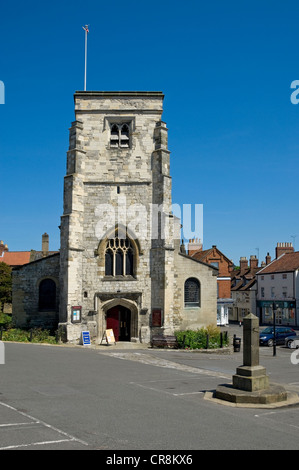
[239,257,248,274]
[275,242,294,259]
[188,238,203,256]
[265,252,271,265]
[249,255,258,270]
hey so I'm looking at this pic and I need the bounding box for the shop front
[257,300,297,326]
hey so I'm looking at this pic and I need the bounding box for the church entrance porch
[96,295,141,343]
[107,305,131,342]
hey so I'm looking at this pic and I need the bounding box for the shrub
[1,327,57,344]
[0,313,13,328]
[174,325,229,349]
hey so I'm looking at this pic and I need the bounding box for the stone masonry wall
[12,254,60,330]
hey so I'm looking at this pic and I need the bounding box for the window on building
[110,124,119,147]
[282,288,287,298]
[105,237,134,277]
[184,278,200,308]
[271,287,275,298]
[210,262,219,269]
[282,273,287,279]
[39,279,56,311]
[261,287,265,298]
[271,275,275,280]
[110,123,130,148]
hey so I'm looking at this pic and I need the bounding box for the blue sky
[1,0,299,265]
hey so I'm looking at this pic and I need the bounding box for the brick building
[187,241,233,325]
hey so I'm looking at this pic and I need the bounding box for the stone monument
[215,313,294,405]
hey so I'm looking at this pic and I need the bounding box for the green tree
[0,262,12,312]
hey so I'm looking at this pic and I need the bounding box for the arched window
[39,279,56,311]
[184,278,200,308]
[109,123,130,148]
[105,237,135,277]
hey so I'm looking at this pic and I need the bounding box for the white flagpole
[83,25,89,91]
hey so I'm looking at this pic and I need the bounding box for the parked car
[259,327,296,347]
[285,334,299,349]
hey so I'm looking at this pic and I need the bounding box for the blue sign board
[82,331,91,346]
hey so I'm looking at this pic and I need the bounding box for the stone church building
[12,91,217,344]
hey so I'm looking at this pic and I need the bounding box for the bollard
[206,333,209,349]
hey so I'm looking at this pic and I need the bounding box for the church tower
[12,91,217,340]
[59,91,179,343]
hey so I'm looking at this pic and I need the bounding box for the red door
[106,306,131,342]
[106,307,120,342]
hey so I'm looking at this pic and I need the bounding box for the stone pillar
[214,313,292,405]
[232,313,269,391]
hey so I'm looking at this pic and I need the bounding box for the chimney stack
[275,242,294,259]
[265,252,271,265]
[249,255,258,270]
[187,238,203,256]
[240,257,248,274]
[0,241,8,255]
[42,233,49,257]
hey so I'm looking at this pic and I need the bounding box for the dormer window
[110,123,130,148]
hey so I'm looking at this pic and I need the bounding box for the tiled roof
[239,278,256,291]
[190,249,213,260]
[0,251,31,266]
[257,252,299,274]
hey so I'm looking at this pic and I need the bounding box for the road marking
[0,422,39,427]
[0,401,88,448]
[130,382,204,397]
[130,382,177,396]
[0,439,77,450]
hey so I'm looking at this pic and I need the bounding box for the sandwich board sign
[82,331,91,346]
[105,329,116,345]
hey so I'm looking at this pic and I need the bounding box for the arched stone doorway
[98,297,139,343]
[107,305,131,342]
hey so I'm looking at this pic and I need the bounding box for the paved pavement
[0,328,299,452]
